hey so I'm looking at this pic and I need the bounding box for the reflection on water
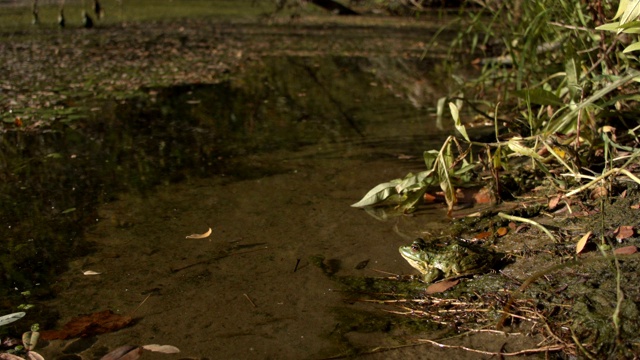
[0,55,445,308]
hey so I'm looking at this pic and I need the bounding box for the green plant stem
[498,212,557,243]
[563,168,640,198]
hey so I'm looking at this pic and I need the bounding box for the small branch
[417,339,566,356]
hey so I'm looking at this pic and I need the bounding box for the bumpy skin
[399,238,498,283]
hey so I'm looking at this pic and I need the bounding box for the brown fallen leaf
[426,279,459,294]
[576,231,592,254]
[40,310,133,340]
[614,245,638,255]
[185,227,212,239]
[614,225,634,241]
[473,231,491,241]
[548,195,561,210]
[496,227,508,237]
[631,203,640,209]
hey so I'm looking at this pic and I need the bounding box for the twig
[127,294,151,318]
[563,168,640,198]
[417,339,565,356]
[243,293,256,308]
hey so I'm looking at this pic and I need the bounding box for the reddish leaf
[548,195,561,210]
[614,226,635,241]
[40,310,133,340]
[473,231,492,240]
[496,227,508,237]
[614,246,638,255]
[423,192,437,203]
[472,187,492,204]
[426,279,459,294]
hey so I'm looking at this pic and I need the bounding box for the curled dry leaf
[576,231,592,254]
[426,279,459,294]
[614,245,638,255]
[185,227,212,239]
[82,270,101,275]
[141,344,181,353]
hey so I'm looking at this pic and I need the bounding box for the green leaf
[614,0,631,20]
[351,181,400,208]
[424,150,439,169]
[565,56,580,99]
[595,22,621,32]
[620,0,640,32]
[623,41,640,53]
[507,138,544,160]
[449,102,470,142]
[513,88,563,106]
[436,97,446,131]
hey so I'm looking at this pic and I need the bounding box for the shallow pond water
[1,54,502,358]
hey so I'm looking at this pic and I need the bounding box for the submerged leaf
[40,310,133,340]
[141,344,180,353]
[100,345,142,360]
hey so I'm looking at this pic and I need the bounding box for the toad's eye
[411,244,420,252]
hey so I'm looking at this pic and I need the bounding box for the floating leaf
[141,344,180,353]
[351,181,399,208]
[0,312,26,327]
[185,227,212,239]
[576,231,592,254]
[426,279,459,294]
[82,270,101,276]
